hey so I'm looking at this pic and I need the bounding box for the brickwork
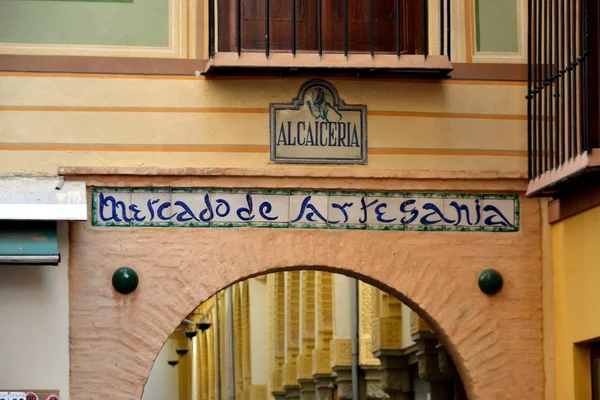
[67,171,542,400]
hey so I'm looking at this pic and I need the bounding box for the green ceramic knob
[478,269,503,295]
[112,267,139,295]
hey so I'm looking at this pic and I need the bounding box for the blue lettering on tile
[95,190,517,231]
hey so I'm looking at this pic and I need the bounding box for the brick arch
[69,211,543,400]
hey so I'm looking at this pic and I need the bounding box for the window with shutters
[205,0,452,76]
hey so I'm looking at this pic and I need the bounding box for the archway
[68,205,542,400]
[142,269,469,400]
[65,169,542,399]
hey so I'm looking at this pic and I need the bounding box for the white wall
[142,338,179,400]
[0,222,70,398]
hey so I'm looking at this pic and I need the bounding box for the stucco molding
[0,55,527,81]
[59,166,528,180]
[359,283,381,367]
[60,167,528,195]
[410,310,432,335]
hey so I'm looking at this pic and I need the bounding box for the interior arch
[141,266,471,399]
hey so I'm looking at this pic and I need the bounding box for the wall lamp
[197,322,211,332]
[184,330,197,340]
[176,349,189,357]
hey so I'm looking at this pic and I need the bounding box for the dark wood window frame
[591,342,600,400]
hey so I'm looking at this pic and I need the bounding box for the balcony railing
[203,0,452,76]
[527,0,600,197]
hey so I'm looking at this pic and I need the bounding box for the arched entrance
[66,169,543,399]
[143,270,470,400]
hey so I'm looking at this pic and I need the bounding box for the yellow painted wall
[0,0,529,64]
[552,205,600,400]
[0,74,527,176]
[0,2,529,398]
[542,199,556,400]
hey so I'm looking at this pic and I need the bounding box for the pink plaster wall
[67,170,542,400]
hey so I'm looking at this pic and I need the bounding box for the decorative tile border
[91,188,520,232]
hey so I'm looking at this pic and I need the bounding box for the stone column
[206,307,216,400]
[359,283,387,400]
[297,271,316,400]
[186,302,207,400]
[232,284,244,398]
[217,291,232,400]
[241,281,252,400]
[330,274,353,400]
[249,277,269,399]
[283,271,301,400]
[314,375,334,400]
[411,311,454,400]
[191,328,200,400]
[176,330,192,400]
[436,343,467,399]
[200,327,209,400]
[372,291,410,400]
[269,273,287,400]
[312,272,335,400]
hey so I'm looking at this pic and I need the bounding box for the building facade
[0,0,565,399]
[526,0,600,398]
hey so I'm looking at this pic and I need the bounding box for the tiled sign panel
[270,80,367,164]
[92,188,519,232]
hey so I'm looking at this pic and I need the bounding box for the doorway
[143,271,467,400]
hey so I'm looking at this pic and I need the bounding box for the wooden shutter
[322,0,396,52]
[219,0,318,52]
[218,0,422,54]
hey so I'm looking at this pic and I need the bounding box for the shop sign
[270,80,367,165]
[0,391,60,400]
[92,188,519,232]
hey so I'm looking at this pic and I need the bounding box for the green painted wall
[23,0,133,2]
[0,0,169,47]
[476,0,519,53]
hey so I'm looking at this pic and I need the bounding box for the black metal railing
[207,0,451,62]
[527,0,597,181]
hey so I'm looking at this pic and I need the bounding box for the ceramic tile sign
[270,79,367,165]
[92,189,519,232]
